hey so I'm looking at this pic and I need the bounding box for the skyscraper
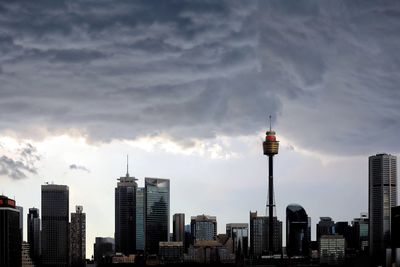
[136,187,145,252]
[145,177,170,254]
[226,223,249,256]
[317,217,335,242]
[17,205,23,242]
[27,207,41,264]
[70,205,86,267]
[0,195,22,267]
[115,157,137,255]
[352,213,369,252]
[94,237,115,265]
[41,184,69,266]
[190,214,217,243]
[173,213,185,242]
[286,204,309,257]
[262,116,279,255]
[369,153,397,263]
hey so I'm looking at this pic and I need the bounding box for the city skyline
[0,0,400,260]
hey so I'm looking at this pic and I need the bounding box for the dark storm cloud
[69,164,90,173]
[0,0,399,155]
[0,143,40,179]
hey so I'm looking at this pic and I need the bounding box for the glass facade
[27,208,41,263]
[136,187,145,251]
[145,178,170,254]
[369,154,397,263]
[286,204,309,257]
[115,174,137,255]
[41,184,69,267]
[226,223,248,256]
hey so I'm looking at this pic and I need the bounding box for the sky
[1,0,400,258]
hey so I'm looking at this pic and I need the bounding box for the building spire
[126,154,129,177]
[269,115,272,131]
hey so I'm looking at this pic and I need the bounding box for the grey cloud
[0,1,399,155]
[69,164,90,173]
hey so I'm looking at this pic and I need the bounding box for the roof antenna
[126,154,129,177]
[269,115,272,131]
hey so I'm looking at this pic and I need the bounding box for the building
[392,206,400,266]
[317,217,335,242]
[249,211,282,257]
[319,235,345,265]
[173,213,185,242]
[17,206,23,242]
[145,177,170,254]
[41,184,69,266]
[21,241,35,267]
[115,159,138,255]
[184,240,235,264]
[0,195,22,267]
[190,214,217,243]
[369,153,397,263]
[136,187,145,252]
[226,223,249,256]
[335,221,355,249]
[27,207,41,263]
[70,205,86,267]
[286,204,310,257]
[94,237,115,265]
[352,213,369,252]
[159,241,184,264]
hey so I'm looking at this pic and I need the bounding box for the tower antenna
[126,154,129,176]
[269,115,272,131]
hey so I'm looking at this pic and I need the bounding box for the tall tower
[70,205,86,267]
[27,208,41,264]
[263,116,279,255]
[369,153,397,264]
[41,184,69,266]
[115,155,138,255]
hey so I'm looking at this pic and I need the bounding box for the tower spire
[269,115,272,131]
[126,154,129,177]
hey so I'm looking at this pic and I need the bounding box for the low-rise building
[159,241,184,264]
[319,235,345,265]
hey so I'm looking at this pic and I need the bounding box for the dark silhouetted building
[136,187,145,252]
[94,237,115,265]
[145,177,170,254]
[392,206,400,265]
[0,195,22,267]
[41,184,69,266]
[286,204,310,257]
[115,161,137,255]
[317,217,335,242]
[249,211,282,256]
[27,207,41,264]
[352,213,369,252]
[70,205,86,267]
[173,213,185,242]
[226,223,248,256]
[191,214,217,243]
[369,153,397,264]
[335,221,356,249]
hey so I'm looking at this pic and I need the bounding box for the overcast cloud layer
[0,0,399,155]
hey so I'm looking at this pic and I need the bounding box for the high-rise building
[226,223,249,256]
[286,204,310,257]
[249,211,282,256]
[319,235,345,265]
[0,195,22,267]
[352,213,369,252]
[21,241,35,267]
[17,206,23,242]
[70,205,86,267]
[262,116,280,255]
[190,214,217,243]
[94,237,115,264]
[369,153,397,263]
[317,217,335,242]
[41,184,69,266]
[136,187,145,252]
[115,158,137,255]
[335,221,355,249]
[392,206,400,266]
[27,207,41,263]
[145,177,170,254]
[173,213,185,242]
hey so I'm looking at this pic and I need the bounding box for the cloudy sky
[1,0,400,257]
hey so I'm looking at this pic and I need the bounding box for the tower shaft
[268,155,274,254]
